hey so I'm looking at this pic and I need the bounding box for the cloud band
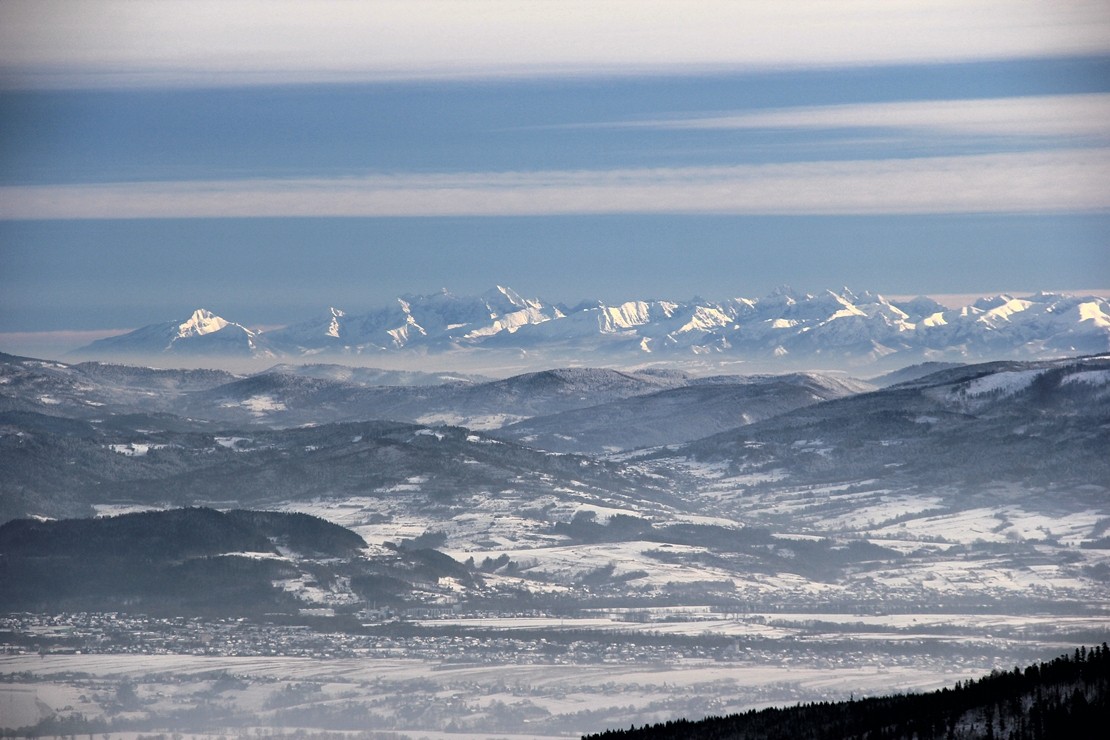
[2,1,1109,89]
[2,149,1108,220]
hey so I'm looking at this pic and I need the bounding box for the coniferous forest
[583,645,1110,740]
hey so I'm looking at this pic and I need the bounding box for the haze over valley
[2,2,1108,737]
[2,342,1108,736]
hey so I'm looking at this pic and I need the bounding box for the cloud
[592,94,1110,142]
[0,328,132,359]
[1,1,1108,88]
[887,290,1110,309]
[2,149,1108,219]
[0,329,131,343]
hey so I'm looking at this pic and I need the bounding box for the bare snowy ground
[13,454,1106,736]
[272,473,1110,610]
[0,640,1082,738]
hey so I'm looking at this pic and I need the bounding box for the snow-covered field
[20,464,1097,737]
[251,455,1110,624]
[0,645,1060,738]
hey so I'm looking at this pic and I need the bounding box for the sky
[0,1,1108,356]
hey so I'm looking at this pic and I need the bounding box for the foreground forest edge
[582,645,1110,740]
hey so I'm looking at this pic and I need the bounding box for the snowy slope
[3,352,1108,635]
[78,308,270,358]
[669,354,1110,493]
[0,351,238,421]
[69,289,1110,368]
[261,286,561,354]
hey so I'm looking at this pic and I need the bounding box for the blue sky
[0,1,1108,354]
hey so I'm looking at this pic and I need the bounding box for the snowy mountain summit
[261,285,560,355]
[176,309,230,338]
[80,308,270,358]
[72,288,1110,367]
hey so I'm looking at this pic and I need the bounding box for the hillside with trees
[584,645,1110,739]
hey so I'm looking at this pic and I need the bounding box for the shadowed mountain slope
[495,373,872,453]
[665,354,1110,494]
[0,508,367,614]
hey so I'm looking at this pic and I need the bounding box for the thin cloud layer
[4,149,1107,219]
[599,94,1110,142]
[1,1,1108,88]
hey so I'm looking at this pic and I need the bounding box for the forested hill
[0,508,368,615]
[584,645,1110,740]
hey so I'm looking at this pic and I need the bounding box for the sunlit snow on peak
[326,307,345,338]
[981,298,1034,323]
[177,309,229,338]
[1077,301,1110,327]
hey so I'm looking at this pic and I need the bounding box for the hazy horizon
[1,2,1108,353]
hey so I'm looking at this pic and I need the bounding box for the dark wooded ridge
[584,644,1110,740]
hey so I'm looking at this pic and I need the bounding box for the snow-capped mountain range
[74,286,1110,366]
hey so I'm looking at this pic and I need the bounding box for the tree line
[583,644,1110,739]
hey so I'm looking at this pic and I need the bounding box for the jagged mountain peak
[178,308,233,338]
[484,284,531,309]
[68,288,1110,366]
[837,286,861,302]
[72,307,263,358]
[892,295,948,318]
[972,293,1018,311]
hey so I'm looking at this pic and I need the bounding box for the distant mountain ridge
[493,372,872,453]
[0,350,867,436]
[2,353,1107,635]
[71,286,1110,367]
[3,352,1105,525]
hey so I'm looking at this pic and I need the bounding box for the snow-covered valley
[1,351,1108,736]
